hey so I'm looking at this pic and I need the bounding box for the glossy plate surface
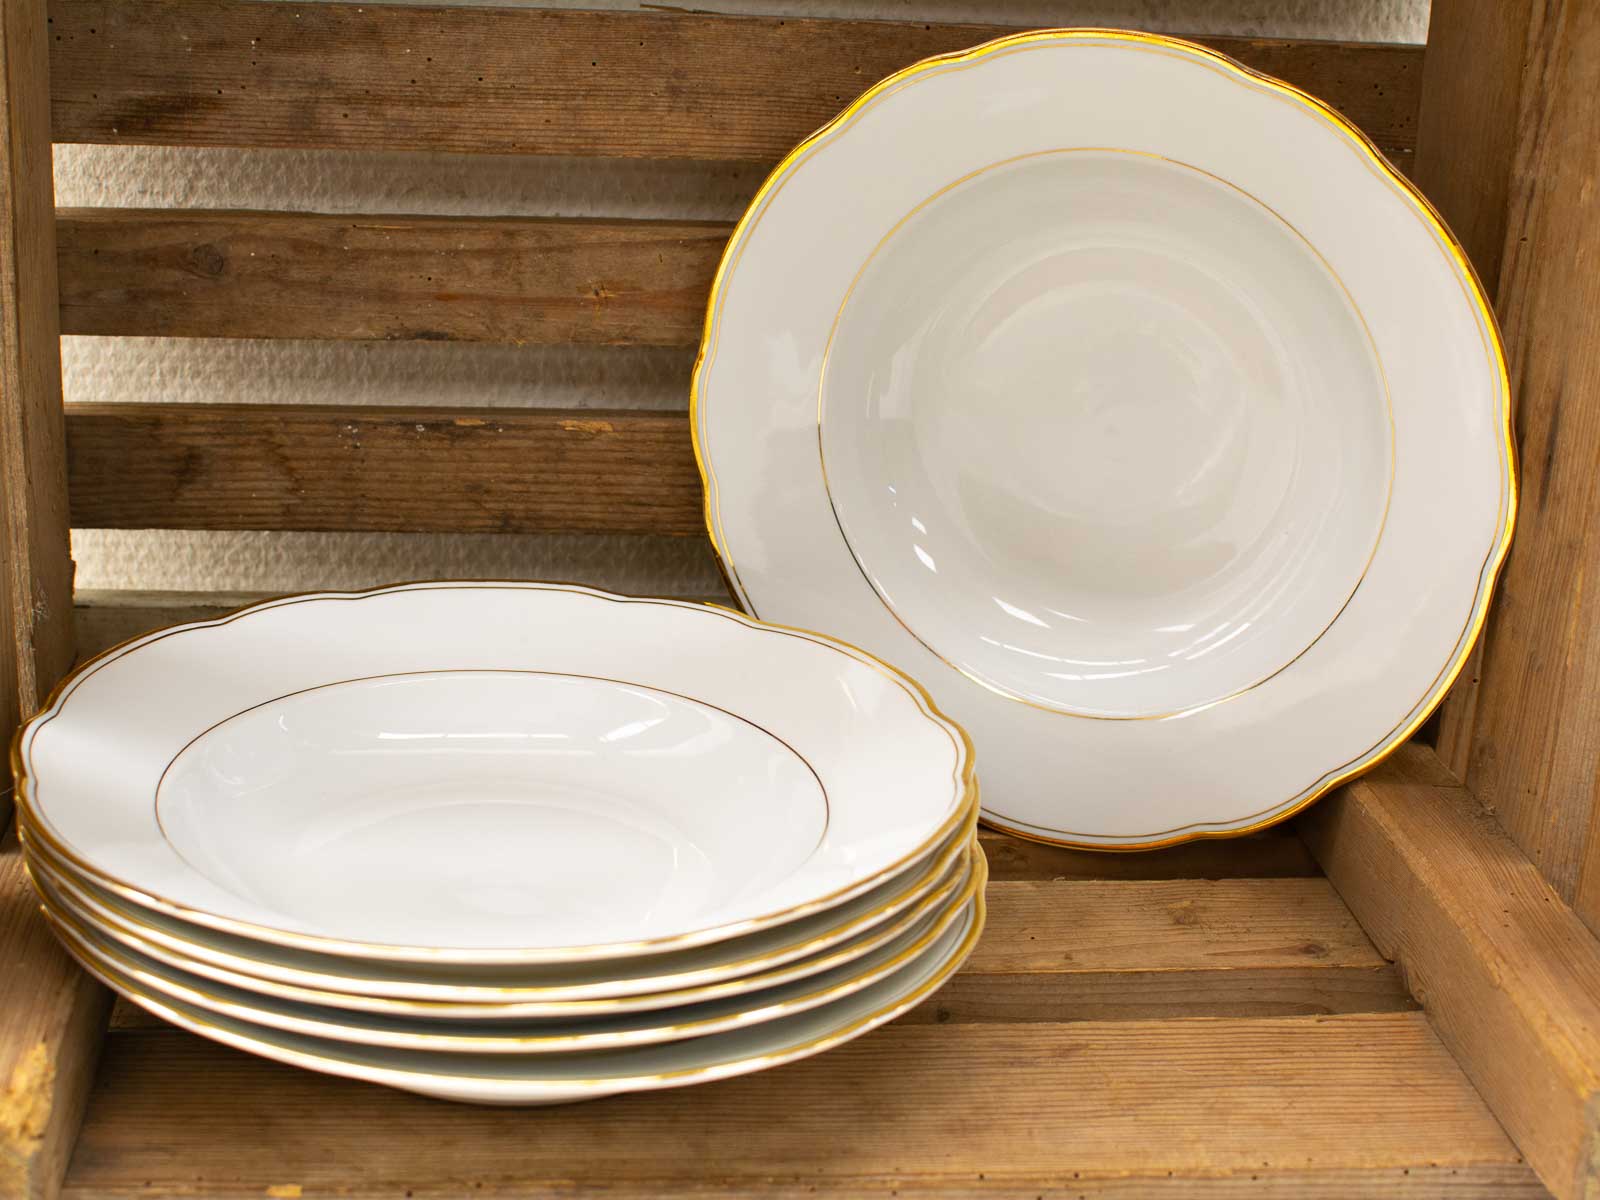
[53,893,984,1105]
[694,30,1514,847]
[17,583,972,958]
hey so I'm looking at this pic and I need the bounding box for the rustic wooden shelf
[6,2,1600,1198]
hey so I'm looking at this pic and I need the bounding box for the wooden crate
[4,2,1598,1197]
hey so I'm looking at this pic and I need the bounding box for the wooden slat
[0,832,110,1200]
[63,1014,1538,1197]
[47,1,1423,166]
[1302,745,1600,1200]
[902,878,1411,1024]
[64,403,703,535]
[1427,2,1600,927]
[56,210,727,346]
[1412,1,1536,778]
[0,0,72,832]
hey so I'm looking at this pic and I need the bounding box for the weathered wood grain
[63,1013,1535,1198]
[1425,2,1600,930]
[56,210,728,346]
[914,877,1410,1022]
[1303,745,1600,1200]
[47,1,1423,166]
[0,0,71,832]
[1413,0,1536,778]
[64,403,705,535]
[0,831,109,1200]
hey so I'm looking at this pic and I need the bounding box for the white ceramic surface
[25,827,974,1015]
[156,671,828,949]
[38,850,985,1055]
[694,30,1514,847]
[52,893,984,1105]
[17,583,973,959]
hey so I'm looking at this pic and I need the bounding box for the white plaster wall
[60,0,1428,597]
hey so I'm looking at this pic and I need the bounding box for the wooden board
[908,878,1410,1024]
[56,210,727,346]
[64,403,704,535]
[1428,2,1600,930]
[47,1,1423,167]
[0,0,73,830]
[0,830,110,1200]
[61,1013,1537,1198]
[1412,0,1536,778]
[1303,746,1600,1200]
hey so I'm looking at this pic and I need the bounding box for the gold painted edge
[30,841,982,1054]
[34,857,989,1099]
[22,818,978,1014]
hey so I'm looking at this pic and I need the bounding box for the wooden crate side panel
[0,0,72,828]
[1438,2,1600,924]
[1411,0,1537,777]
[0,833,110,1200]
[47,2,1422,166]
[1303,748,1600,1200]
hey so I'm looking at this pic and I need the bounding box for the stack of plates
[14,583,983,1103]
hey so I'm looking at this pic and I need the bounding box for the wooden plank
[64,403,704,536]
[1302,745,1600,1200]
[46,1,1423,166]
[63,1014,1537,1197]
[1428,2,1600,922]
[0,0,72,831]
[55,210,728,346]
[0,830,110,1200]
[902,877,1411,1023]
[1412,0,1537,778]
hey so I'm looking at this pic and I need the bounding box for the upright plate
[693,29,1514,848]
[16,583,973,959]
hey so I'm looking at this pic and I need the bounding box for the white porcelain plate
[52,893,984,1105]
[16,583,972,959]
[693,30,1515,848]
[25,829,975,1015]
[36,850,985,1055]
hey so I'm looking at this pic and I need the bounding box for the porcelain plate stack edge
[14,582,984,1103]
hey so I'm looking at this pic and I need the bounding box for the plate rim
[32,846,986,1055]
[21,812,978,1014]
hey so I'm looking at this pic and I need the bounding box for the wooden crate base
[0,804,1536,1199]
